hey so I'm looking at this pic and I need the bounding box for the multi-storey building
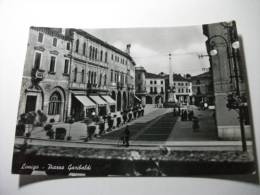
[160,73,192,105]
[145,72,166,104]
[191,71,214,106]
[65,29,135,120]
[135,66,147,105]
[17,27,136,122]
[17,27,72,122]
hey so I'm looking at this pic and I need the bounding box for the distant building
[145,72,166,104]
[191,71,214,106]
[162,73,192,105]
[135,66,147,105]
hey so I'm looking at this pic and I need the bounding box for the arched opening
[117,91,121,111]
[123,91,127,111]
[48,91,62,121]
[146,96,153,104]
[111,91,116,100]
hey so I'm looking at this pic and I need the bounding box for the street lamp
[208,35,247,152]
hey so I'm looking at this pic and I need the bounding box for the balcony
[31,68,45,82]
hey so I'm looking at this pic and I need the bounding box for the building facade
[191,71,214,106]
[17,27,72,122]
[135,66,147,105]
[65,29,135,120]
[145,72,166,105]
[161,73,192,105]
[203,21,251,140]
[17,27,136,122]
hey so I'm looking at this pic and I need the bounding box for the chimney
[126,44,131,55]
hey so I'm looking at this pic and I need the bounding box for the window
[111,70,113,82]
[161,87,164,93]
[83,42,86,55]
[150,80,153,84]
[38,32,43,42]
[81,69,85,83]
[99,74,102,86]
[64,59,69,74]
[161,80,163,84]
[89,46,92,59]
[75,39,79,53]
[49,56,56,73]
[66,42,70,50]
[88,71,91,83]
[34,52,41,69]
[111,54,114,60]
[150,87,153,93]
[154,80,157,84]
[74,67,77,82]
[154,87,157,93]
[53,38,57,47]
[105,52,108,63]
[100,50,103,61]
[48,92,61,115]
[95,48,98,60]
[104,74,107,85]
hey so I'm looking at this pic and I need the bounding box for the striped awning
[101,95,116,105]
[74,95,96,108]
[89,95,107,106]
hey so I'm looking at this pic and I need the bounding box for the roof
[145,72,165,79]
[191,71,212,79]
[30,26,72,41]
[67,28,136,65]
[162,73,190,82]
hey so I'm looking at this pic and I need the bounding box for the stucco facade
[203,21,251,140]
[17,27,71,122]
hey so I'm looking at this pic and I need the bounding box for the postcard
[12,21,258,183]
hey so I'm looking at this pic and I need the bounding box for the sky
[86,25,210,76]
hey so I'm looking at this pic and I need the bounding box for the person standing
[123,125,130,147]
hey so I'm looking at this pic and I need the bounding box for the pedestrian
[188,110,194,121]
[123,125,130,147]
[123,111,128,124]
[98,116,105,136]
[116,115,121,127]
[128,110,133,122]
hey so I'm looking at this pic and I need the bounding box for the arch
[117,91,122,111]
[122,91,127,111]
[111,91,116,100]
[47,86,66,122]
[48,91,62,115]
[146,96,153,104]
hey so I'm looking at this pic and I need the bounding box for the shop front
[71,93,97,121]
[101,95,116,113]
[89,95,107,117]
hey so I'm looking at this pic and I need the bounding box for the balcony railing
[31,68,45,82]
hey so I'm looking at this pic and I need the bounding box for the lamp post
[208,35,247,152]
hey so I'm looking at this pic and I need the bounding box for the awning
[89,95,107,106]
[134,95,141,102]
[75,95,96,109]
[101,95,116,105]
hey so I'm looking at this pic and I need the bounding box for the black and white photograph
[11,21,258,182]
